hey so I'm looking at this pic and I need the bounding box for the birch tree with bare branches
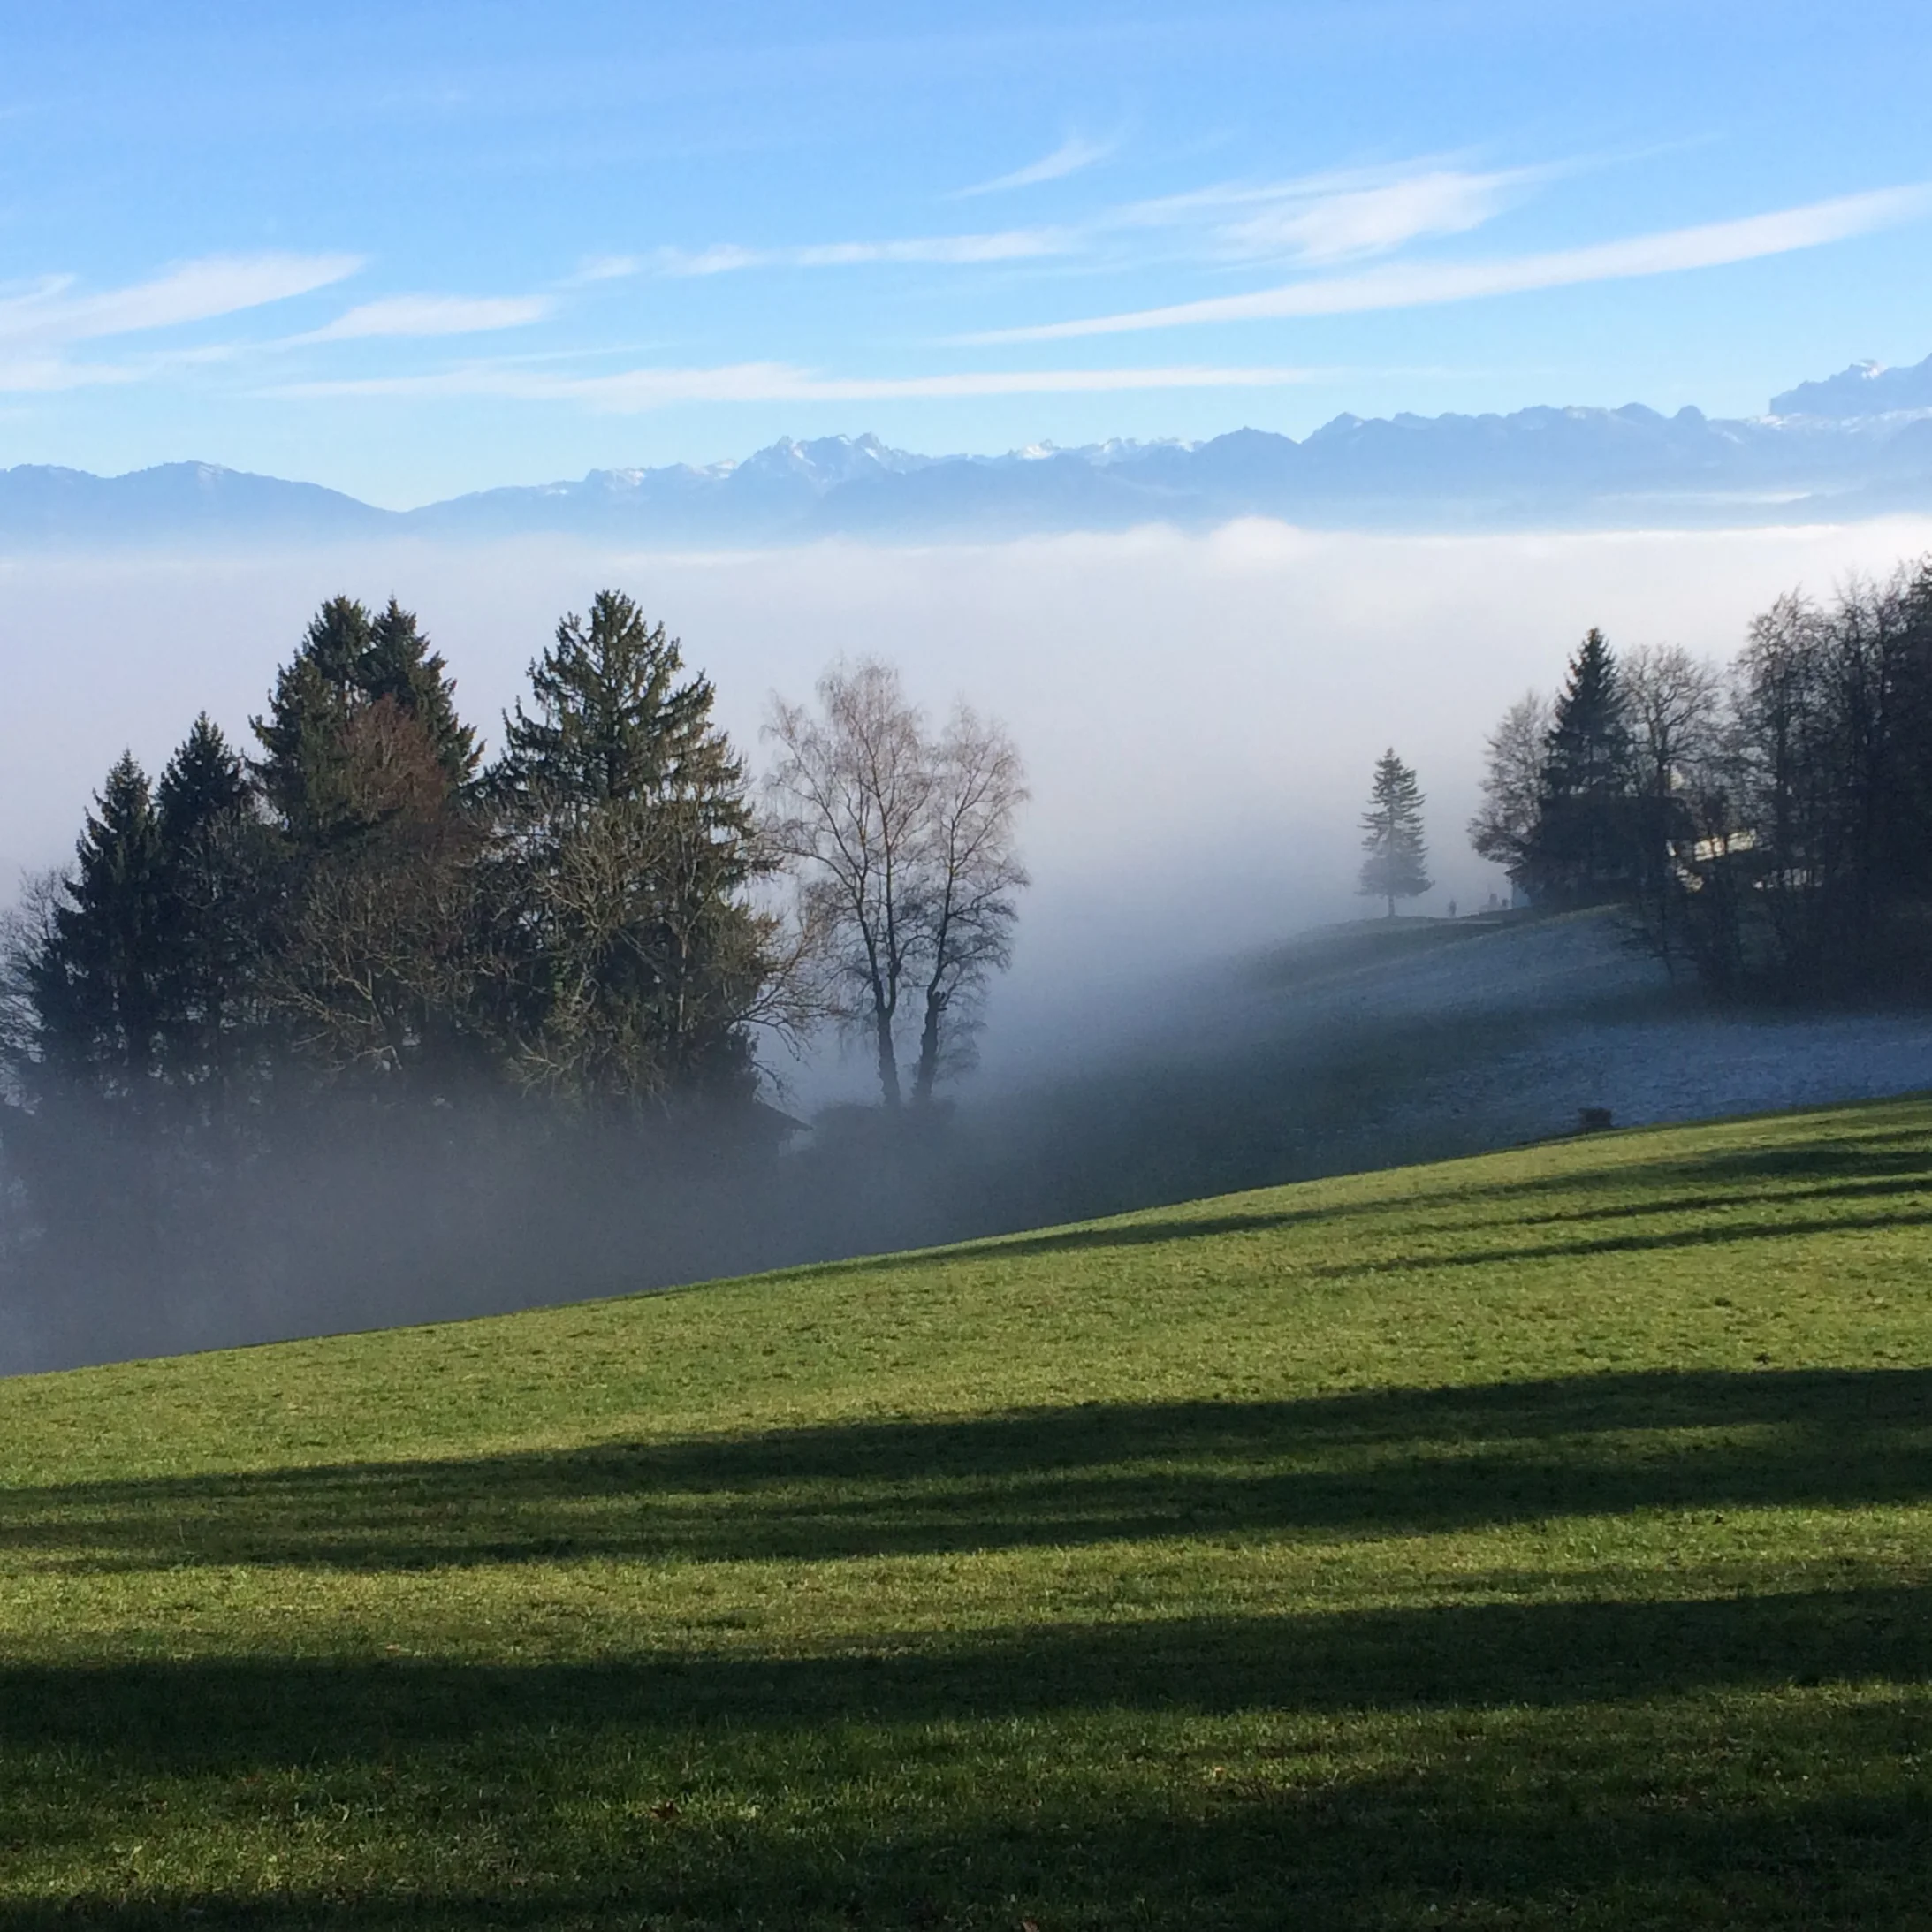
[909,704,1029,1105]
[764,659,1027,1111]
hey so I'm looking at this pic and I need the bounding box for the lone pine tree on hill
[1358,749,1433,917]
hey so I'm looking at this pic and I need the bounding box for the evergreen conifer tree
[3,754,179,1254]
[1898,561,1932,903]
[362,598,481,791]
[254,597,475,844]
[158,714,252,843]
[253,597,377,842]
[1358,749,1433,916]
[495,591,734,811]
[1529,628,1636,902]
[154,716,261,1098]
[490,592,770,1104]
[249,598,489,1086]
[27,753,168,1093]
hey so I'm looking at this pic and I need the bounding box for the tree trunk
[912,985,944,1107]
[874,1006,901,1110]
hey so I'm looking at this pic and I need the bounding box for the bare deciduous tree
[909,704,1029,1104]
[1466,690,1551,886]
[1624,644,1726,968]
[764,659,1027,1111]
[1624,645,1724,800]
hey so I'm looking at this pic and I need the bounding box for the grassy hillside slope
[2,1097,1929,1928]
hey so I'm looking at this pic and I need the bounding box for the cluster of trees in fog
[0,589,1025,1288]
[1471,556,1932,996]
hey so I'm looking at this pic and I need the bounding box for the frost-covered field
[974,908,1932,1225]
[1247,910,1932,1155]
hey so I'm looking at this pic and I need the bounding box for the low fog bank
[9,516,1932,1106]
[6,906,1929,1379]
[7,518,1932,1373]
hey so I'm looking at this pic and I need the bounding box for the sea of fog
[6,514,1931,1104]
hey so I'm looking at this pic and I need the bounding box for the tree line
[0,590,1026,1268]
[1470,556,1932,996]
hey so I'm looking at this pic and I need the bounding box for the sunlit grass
[2,1096,1929,1927]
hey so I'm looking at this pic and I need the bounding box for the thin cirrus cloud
[951,134,1116,199]
[1107,162,1537,262]
[0,253,363,350]
[968,185,1932,342]
[0,250,364,392]
[0,354,140,393]
[293,293,556,343]
[646,162,1531,285]
[265,361,1319,411]
[569,255,646,285]
[655,230,1074,278]
[1170,166,1537,267]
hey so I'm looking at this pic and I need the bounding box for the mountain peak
[1769,352,1932,420]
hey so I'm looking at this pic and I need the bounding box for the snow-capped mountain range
[5,354,1932,550]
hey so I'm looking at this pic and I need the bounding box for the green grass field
[3,1095,1930,1928]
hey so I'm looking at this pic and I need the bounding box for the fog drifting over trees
[6,515,1932,1098]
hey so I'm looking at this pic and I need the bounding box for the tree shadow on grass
[5,1367,1929,1573]
[4,1765,1928,1932]
[818,1110,1932,1278]
[0,1595,1928,1928]
[5,1586,1929,1749]
[887,1192,1932,1281]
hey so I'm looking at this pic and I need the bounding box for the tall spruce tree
[495,592,732,811]
[1528,628,1635,903]
[1897,561,1932,904]
[254,596,475,844]
[2,754,178,1258]
[362,598,481,791]
[250,597,489,1086]
[253,597,378,843]
[27,753,168,1095]
[490,592,771,1104]
[154,716,261,1099]
[1358,749,1433,917]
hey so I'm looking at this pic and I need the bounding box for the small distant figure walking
[1447,899,1457,919]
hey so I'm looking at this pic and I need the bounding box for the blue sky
[2,0,1929,506]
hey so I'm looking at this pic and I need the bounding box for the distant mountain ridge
[1769,354,1932,419]
[6,352,1932,550]
[0,460,392,544]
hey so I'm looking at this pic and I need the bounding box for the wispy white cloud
[0,355,140,393]
[263,359,1318,411]
[656,245,761,278]
[952,134,1115,199]
[968,186,1932,342]
[294,293,555,342]
[569,255,646,284]
[647,159,1530,285]
[0,253,364,348]
[1180,166,1533,266]
[656,230,1074,277]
